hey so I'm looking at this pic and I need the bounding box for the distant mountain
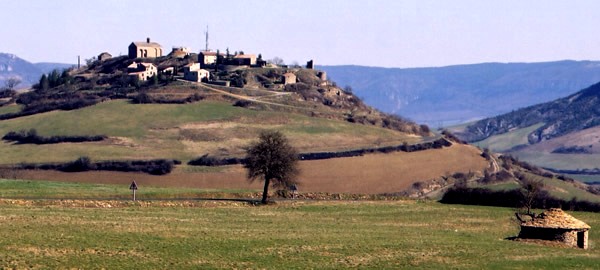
[0,53,73,89]
[319,61,600,126]
[458,81,600,143]
[34,62,74,75]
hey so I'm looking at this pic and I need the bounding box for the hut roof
[521,208,590,230]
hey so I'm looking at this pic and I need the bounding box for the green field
[0,100,417,164]
[473,123,544,152]
[0,179,598,269]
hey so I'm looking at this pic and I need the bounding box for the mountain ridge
[320,60,600,126]
[0,52,73,89]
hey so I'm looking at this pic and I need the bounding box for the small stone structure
[97,52,112,62]
[518,208,590,249]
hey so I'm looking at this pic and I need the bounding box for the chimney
[147,37,150,43]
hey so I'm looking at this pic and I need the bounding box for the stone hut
[518,208,590,249]
[97,52,112,62]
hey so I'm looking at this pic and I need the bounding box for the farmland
[13,143,487,195]
[0,193,597,269]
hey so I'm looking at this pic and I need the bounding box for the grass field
[0,196,597,269]
[473,123,544,152]
[510,151,600,171]
[0,100,420,164]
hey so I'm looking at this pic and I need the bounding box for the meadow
[0,100,419,164]
[0,179,598,269]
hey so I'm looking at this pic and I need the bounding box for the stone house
[127,62,157,81]
[183,63,210,82]
[169,47,190,59]
[518,208,590,249]
[128,38,163,59]
[232,54,257,66]
[198,50,220,67]
[282,72,296,85]
[97,52,112,62]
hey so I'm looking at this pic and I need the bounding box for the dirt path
[182,80,300,109]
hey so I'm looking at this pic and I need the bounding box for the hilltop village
[92,37,326,89]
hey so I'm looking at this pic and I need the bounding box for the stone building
[127,62,157,81]
[128,38,163,59]
[169,47,190,59]
[232,54,257,66]
[97,52,112,62]
[282,72,296,85]
[198,50,220,67]
[183,63,210,82]
[518,208,590,249]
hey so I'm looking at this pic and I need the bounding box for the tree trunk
[261,177,271,204]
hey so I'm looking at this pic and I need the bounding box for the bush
[17,158,178,175]
[2,129,107,144]
[440,187,600,212]
[233,100,252,107]
[130,93,204,104]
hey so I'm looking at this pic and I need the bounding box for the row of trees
[35,69,73,91]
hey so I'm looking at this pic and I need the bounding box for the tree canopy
[244,130,299,204]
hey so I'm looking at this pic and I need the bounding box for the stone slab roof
[521,208,590,230]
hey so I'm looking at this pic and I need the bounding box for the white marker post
[129,181,138,201]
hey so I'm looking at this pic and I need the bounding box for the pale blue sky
[2,0,600,67]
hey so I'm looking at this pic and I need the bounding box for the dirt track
[18,144,487,194]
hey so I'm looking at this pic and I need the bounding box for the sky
[2,0,600,68]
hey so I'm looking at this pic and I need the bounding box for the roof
[283,72,296,77]
[98,52,112,56]
[234,54,256,59]
[200,51,217,56]
[130,41,162,48]
[521,208,590,230]
[199,51,223,56]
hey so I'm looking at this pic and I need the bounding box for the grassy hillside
[0,99,421,164]
[0,190,597,269]
[473,123,544,152]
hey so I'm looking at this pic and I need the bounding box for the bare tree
[515,173,545,222]
[244,130,300,204]
[4,77,21,90]
[269,57,284,66]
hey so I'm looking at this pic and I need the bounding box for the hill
[452,81,600,183]
[458,81,600,144]
[1,52,597,200]
[0,52,73,88]
[0,52,493,196]
[320,61,600,126]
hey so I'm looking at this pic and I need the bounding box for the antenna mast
[204,25,209,51]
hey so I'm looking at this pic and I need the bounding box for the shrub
[233,100,252,107]
[440,187,600,212]
[17,158,178,175]
[2,129,107,144]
